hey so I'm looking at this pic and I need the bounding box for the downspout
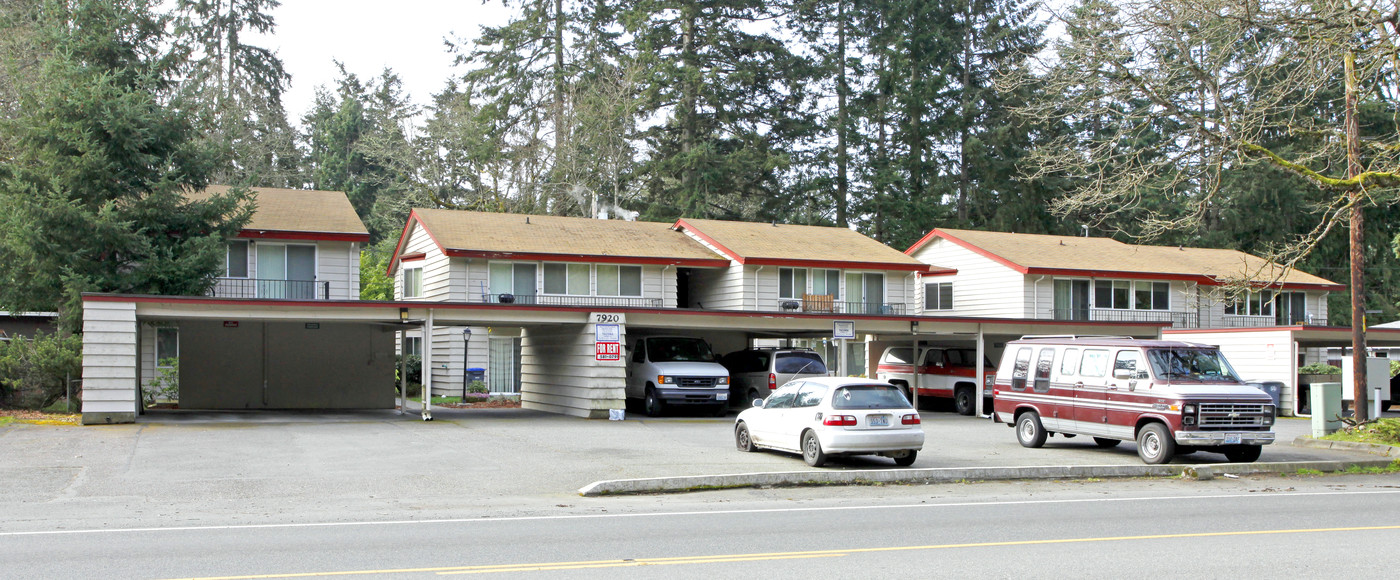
[422,308,434,421]
[1032,276,1046,318]
[754,265,765,311]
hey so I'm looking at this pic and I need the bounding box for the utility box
[1340,356,1391,417]
[1310,382,1343,438]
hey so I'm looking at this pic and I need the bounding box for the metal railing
[773,298,905,315]
[1050,308,1198,328]
[481,293,662,308]
[211,278,330,300]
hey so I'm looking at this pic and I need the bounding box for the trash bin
[1245,380,1283,408]
[466,368,485,383]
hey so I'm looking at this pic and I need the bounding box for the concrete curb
[1292,436,1400,458]
[577,459,1398,496]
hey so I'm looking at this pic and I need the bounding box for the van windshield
[1145,348,1243,383]
[647,337,716,362]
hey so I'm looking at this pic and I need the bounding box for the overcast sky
[252,1,509,122]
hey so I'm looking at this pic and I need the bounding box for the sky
[251,1,509,121]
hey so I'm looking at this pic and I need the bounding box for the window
[225,241,249,278]
[1094,280,1168,310]
[402,265,423,298]
[882,347,914,365]
[542,263,590,295]
[925,282,953,310]
[795,383,829,407]
[403,335,423,357]
[255,244,316,299]
[831,385,911,409]
[1055,279,1090,320]
[630,339,646,364]
[779,267,807,299]
[155,327,178,367]
[1114,350,1147,380]
[1079,349,1110,377]
[489,262,537,297]
[1226,290,1276,316]
[846,272,885,312]
[766,387,798,409]
[811,268,841,298]
[1060,348,1080,376]
[1011,347,1032,390]
[1276,291,1307,325]
[775,352,826,374]
[597,265,642,296]
[1033,348,1055,393]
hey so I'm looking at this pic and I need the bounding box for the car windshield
[775,352,827,374]
[647,337,715,362]
[831,385,912,410]
[1145,348,1243,383]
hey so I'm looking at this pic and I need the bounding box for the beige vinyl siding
[316,240,359,300]
[910,238,1024,317]
[519,323,625,418]
[424,324,490,397]
[396,223,456,302]
[80,300,139,421]
[689,263,746,310]
[1167,329,1298,414]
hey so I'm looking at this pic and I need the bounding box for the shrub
[143,358,179,406]
[0,331,83,409]
[395,354,422,387]
[1299,363,1342,375]
[467,380,488,394]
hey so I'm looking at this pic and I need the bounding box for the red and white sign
[596,341,621,361]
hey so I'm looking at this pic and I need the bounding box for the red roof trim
[1164,326,1400,335]
[740,257,939,272]
[400,252,426,263]
[445,249,730,268]
[387,211,453,276]
[238,230,369,242]
[910,229,1030,274]
[1024,267,1346,291]
[672,218,743,263]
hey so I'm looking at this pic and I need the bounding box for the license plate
[868,415,889,427]
[1225,433,1241,444]
[716,392,728,401]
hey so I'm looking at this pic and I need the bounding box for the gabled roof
[194,185,369,242]
[673,218,947,273]
[389,209,733,273]
[905,228,1342,290]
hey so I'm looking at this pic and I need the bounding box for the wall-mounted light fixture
[399,307,408,323]
[911,320,919,335]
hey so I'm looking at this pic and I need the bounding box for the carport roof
[396,209,732,269]
[193,185,370,242]
[1164,326,1400,348]
[674,218,947,273]
[907,228,1342,290]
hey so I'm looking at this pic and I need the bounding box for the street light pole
[462,327,472,401]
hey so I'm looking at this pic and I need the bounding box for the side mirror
[752,398,766,408]
[1113,368,1132,380]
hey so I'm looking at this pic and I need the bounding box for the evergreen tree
[0,0,251,330]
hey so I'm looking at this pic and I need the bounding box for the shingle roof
[406,209,730,266]
[675,218,942,272]
[193,185,368,240]
[915,228,1341,289]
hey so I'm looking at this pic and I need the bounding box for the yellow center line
[166,524,1400,579]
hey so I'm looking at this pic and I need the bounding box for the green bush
[1299,363,1342,375]
[143,358,179,406]
[467,380,488,394]
[0,331,83,409]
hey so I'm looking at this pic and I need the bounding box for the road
[5,475,1398,579]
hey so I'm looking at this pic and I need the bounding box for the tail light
[822,415,857,426]
[768,373,776,391]
[902,414,921,425]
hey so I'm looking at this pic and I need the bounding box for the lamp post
[462,327,472,401]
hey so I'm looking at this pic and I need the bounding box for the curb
[577,459,1398,496]
[1292,436,1400,458]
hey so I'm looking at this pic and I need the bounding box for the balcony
[210,278,330,300]
[480,293,662,308]
[1051,308,1198,328]
[773,298,906,315]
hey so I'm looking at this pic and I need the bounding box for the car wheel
[1016,411,1047,448]
[802,430,827,467]
[1222,445,1262,463]
[735,422,756,452]
[893,450,918,467]
[644,388,664,417]
[1092,437,1120,448]
[954,387,975,416]
[1136,423,1175,464]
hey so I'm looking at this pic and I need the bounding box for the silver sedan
[734,377,924,467]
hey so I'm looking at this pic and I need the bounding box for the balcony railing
[481,293,662,308]
[211,278,329,300]
[1050,308,1198,328]
[773,298,905,315]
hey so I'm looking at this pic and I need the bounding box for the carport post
[398,328,406,415]
[422,309,434,421]
[911,321,919,409]
[975,324,986,417]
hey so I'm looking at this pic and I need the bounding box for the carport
[1166,326,1400,416]
[80,293,1167,424]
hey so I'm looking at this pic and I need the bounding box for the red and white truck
[875,346,995,415]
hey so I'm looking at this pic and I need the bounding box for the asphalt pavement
[4,403,1397,530]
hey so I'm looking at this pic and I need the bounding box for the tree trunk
[679,2,699,207]
[1345,50,1368,422]
[957,1,973,223]
[835,0,849,227]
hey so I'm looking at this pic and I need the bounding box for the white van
[625,336,730,416]
[992,336,1276,464]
